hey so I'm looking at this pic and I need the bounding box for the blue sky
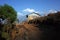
[0,0,60,16]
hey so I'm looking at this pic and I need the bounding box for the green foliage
[0,23,12,40]
[0,4,17,23]
[0,4,16,40]
[2,32,10,40]
[2,32,9,38]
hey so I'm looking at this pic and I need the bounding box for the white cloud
[48,9,57,13]
[23,8,40,13]
[17,12,24,16]
[23,8,35,13]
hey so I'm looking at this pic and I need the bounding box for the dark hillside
[28,11,60,40]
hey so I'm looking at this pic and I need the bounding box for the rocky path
[11,22,41,40]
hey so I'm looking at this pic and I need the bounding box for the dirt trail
[11,22,42,40]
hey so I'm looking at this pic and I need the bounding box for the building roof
[26,12,40,18]
[30,12,40,16]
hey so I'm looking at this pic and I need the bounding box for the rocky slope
[11,22,42,40]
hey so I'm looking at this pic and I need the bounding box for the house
[26,12,40,21]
